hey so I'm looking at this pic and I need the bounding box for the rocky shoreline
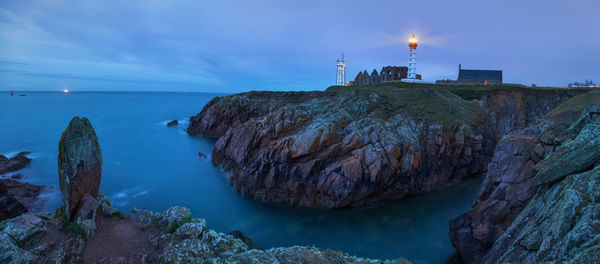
[186,85,583,208]
[1,84,598,263]
[0,116,408,264]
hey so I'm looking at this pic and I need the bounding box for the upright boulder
[58,117,102,220]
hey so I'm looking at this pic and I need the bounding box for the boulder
[0,152,32,174]
[58,116,102,220]
[74,194,98,238]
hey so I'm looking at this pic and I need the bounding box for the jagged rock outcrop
[58,116,102,220]
[483,124,600,263]
[0,152,32,174]
[187,85,584,208]
[450,90,600,263]
[188,88,495,207]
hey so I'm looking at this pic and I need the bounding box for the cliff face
[187,85,582,208]
[450,90,600,263]
[188,88,494,208]
[485,124,600,263]
[476,89,576,138]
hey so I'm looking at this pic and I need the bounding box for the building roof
[458,69,502,80]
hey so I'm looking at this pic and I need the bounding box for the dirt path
[82,217,159,263]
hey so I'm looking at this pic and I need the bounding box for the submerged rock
[0,152,32,175]
[9,174,24,180]
[167,120,179,127]
[58,116,102,220]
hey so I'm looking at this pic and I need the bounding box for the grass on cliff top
[544,89,600,129]
[329,82,593,101]
[328,83,488,126]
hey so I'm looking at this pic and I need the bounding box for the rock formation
[167,120,178,127]
[0,152,32,175]
[0,179,46,221]
[0,185,27,221]
[484,124,600,263]
[229,230,263,250]
[0,202,409,263]
[187,85,583,208]
[188,87,496,207]
[450,90,600,263]
[58,116,102,220]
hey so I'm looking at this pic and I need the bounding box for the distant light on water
[63,89,69,93]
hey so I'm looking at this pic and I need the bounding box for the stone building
[352,66,421,86]
[456,64,502,84]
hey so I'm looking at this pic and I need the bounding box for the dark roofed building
[352,66,421,86]
[457,64,502,84]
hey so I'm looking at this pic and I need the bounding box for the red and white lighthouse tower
[407,34,418,79]
[402,34,422,82]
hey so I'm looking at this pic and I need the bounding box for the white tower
[407,34,418,79]
[336,53,346,86]
[402,34,422,83]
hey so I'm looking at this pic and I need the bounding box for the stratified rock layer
[187,85,582,208]
[189,88,495,207]
[484,125,600,263]
[58,116,102,219]
[450,90,600,263]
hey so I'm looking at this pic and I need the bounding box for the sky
[1,0,599,92]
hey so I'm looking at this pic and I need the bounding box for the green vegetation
[66,222,85,237]
[0,219,8,229]
[110,210,126,219]
[325,82,596,127]
[7,233,25,249]
[328,83,487,126]
[54,206,84,236]
[165,216,194,234]
[55,206,68,226]
[329,82,591,100]
[545,90,600,126]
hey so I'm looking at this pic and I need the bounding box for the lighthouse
[336,53,346,86]
[402,34,422,82]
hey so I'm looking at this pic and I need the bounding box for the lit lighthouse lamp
[409,35,418,49]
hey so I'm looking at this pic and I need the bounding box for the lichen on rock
[58,116,102,220]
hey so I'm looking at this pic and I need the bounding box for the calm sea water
[0,91,479,263]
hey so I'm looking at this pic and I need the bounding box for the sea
[0,91,480,263]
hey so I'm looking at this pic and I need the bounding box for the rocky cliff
[187,84,583,208]
[188,86,496,208]
[449,90,600,263]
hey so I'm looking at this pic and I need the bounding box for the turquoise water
[0,91,478,263]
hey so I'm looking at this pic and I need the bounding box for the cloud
[0,0,598,91]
